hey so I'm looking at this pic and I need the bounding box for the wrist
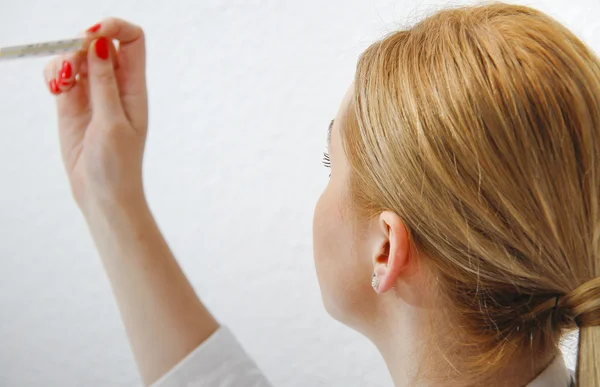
[79,190,150,224]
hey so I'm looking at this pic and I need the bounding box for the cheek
[313,186,343,285]
[313,183,371,325]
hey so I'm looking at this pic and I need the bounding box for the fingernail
[59,60,72,80]
[87,23,101,33]
[49,79,60,94]
[94,37,109,60]
[58,77,73,89]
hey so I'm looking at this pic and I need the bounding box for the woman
[42,2,598,386]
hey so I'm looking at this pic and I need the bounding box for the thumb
[87,37,125,121]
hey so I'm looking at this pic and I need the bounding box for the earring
[371,272,380,292]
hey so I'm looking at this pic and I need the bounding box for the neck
[366,301,557,387]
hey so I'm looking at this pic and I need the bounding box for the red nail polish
[59,78,73,87]
[87,23,101,33]
[49,79,59,94]
[60,60,72,79]
[95,37,109,60]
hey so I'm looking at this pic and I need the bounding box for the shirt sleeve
[150,325,274,387]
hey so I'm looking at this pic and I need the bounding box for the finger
[83,18,145,94]
[43,56,68,95]
[43,51,88,112]
[56,77,90,172]
[83,18,146,126]
[43,52,81,92]
[41,53,91,172]
[69,42,118,84]
[58,54,80,92]
[86,37,126,121]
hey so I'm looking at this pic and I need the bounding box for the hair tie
[555,294,583,327]
[552,295,560,322]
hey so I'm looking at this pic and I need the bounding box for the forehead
[337,84,354,124]
[331,84,355,145]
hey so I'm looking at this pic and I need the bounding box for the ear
[371,211,410,294]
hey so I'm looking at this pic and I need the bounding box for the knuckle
[106,16,144,37]
[43,61,57,78]
[135,24,144,36]
[94,68,115,83]
[107,122,123,133]
[105,121,131,141]
[103,16,118,25]
[43,63,52,75]
[91,118,122,134]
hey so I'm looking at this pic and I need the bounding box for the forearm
[82,196,219,386]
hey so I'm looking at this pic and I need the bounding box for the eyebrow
[327,119,334,148]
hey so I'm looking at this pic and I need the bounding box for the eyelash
[322,152,331,178]
[322,152,331,168]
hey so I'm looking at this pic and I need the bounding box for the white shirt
[151,325,575,387]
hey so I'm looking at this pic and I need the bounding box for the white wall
[0,0,595,385]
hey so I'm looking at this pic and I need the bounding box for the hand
[43,18,148,213]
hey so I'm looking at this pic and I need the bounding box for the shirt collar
[526,354,573,387]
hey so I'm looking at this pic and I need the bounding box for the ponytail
[576,327,600,387]
[562,277,600,386]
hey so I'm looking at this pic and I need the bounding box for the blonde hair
[342,2,600,386]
